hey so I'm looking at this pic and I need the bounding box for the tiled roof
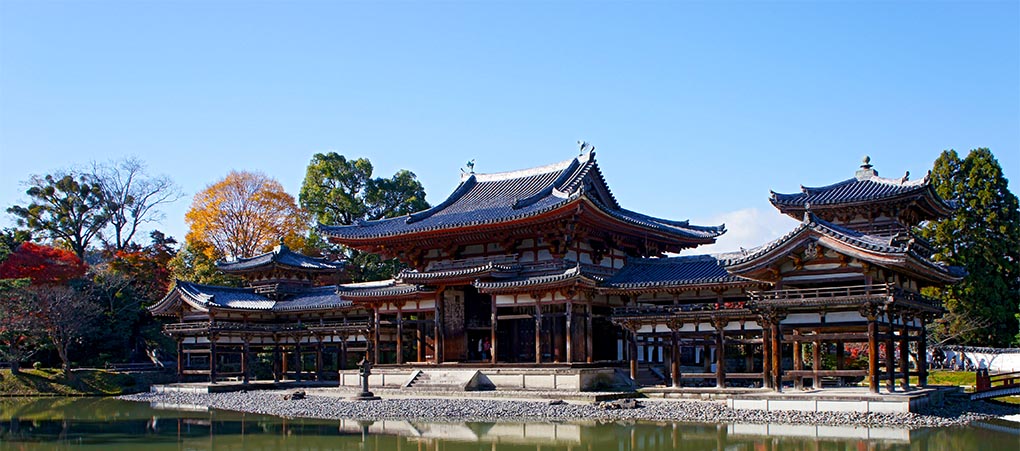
[319,149,724,242]
[722,213,963,281]
[216,243,344,273]
[769,160,953,214]
[335,280,434,298]
[274,286,352,311]
[171,280,275,311]
[602,255,752,289]
[398,261,520,283]
[152,280,354,313]
[473,261,611,292]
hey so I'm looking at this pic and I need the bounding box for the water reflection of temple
[151,146,961,393]
[3,397,1018,451]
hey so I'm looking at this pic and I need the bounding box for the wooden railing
[164,320,371,334]
[613,302,747,318]
[426,254,519,271]
[748,283,942,310]
[749,284,892,302]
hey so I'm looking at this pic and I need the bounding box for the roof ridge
[468,152,588,182]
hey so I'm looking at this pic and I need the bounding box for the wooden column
[339,335,348,371]
[490,296,498,364]
[209,335,218,384]
[629,326,639,381]
[744,344,753,375]
[885,314,895,392]
[565,301,573,363]
[792,329,803,389]
[417,322,424,363]
[315,337,324,381]
[702,343,711,373]
[868,316,879,393]
[762,324,772,389]
[715,322,726,388]
[772,322,782,393]
[396,307,404,365]
[812,338,821,389]
[274,340,282,383]
[373,306,381,364]
[434,291,444,364]
[295,338,303,382]
[671,328,681,388]
[899,317,910,391]
[534,301,543,364]
[175,338,184,382]
[241,337,250,385]
[918,317,928,387]
[585,302,594,363]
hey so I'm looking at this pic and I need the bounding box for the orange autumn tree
[185,171,309,260]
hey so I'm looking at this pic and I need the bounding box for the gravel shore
[120,389,1019,429]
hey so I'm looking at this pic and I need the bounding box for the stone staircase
[403,369,488,391]
[634,366,669,387]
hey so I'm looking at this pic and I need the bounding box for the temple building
[152,147,961,393]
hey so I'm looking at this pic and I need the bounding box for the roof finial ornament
[855,155,878,179]
[577,140,595,156]
[461,159,475,175]
[275,236,287,252]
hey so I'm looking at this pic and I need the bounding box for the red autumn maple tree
[0,242,87,284]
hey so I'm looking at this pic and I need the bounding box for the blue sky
[1,1,1017,254]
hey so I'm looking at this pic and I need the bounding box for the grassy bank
[0,368,173,396]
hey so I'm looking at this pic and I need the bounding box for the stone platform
[338,365,627,392]
[642,385,959,413]
[151,380,336,394]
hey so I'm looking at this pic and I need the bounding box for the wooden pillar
[434,290,444,364]
[793,329,803,389]
[772,322,782,393]
[175,338,184,382]
[812,338,821,389]
[744,344,753,374]
[396,307,404,365]
[534,301,543,364]
[565,301,573,363]
[241,337,250,385]
[702,343,711,373]
[295,339,303,383]
[629,327,639,381]
[373,307,381,364]
[762,324,772,389]
[417,321,424,363]
[315,337,324,381]
[490,297,498,364]
[671,329,681,388]
[918,317,928,387]
[339,335,348,371]
[899,318,910,391]
[551,309,561,363]
[885,315,895,392]
[715,324,726,388]
[868,316,879,393]
[209,335,218,384]
[274,340,282,383]
[836,340,845,369]
[585,302,594,363]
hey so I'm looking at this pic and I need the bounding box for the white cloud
[678,207,800,256]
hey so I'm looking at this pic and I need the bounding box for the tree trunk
[10,360,20,375]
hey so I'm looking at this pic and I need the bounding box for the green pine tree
[921,148,1020,347]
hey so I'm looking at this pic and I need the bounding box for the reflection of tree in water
[1,398,1018,450]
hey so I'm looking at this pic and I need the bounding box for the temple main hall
[152,145,961,393]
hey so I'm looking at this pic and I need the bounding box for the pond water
[1,397,1017,450]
